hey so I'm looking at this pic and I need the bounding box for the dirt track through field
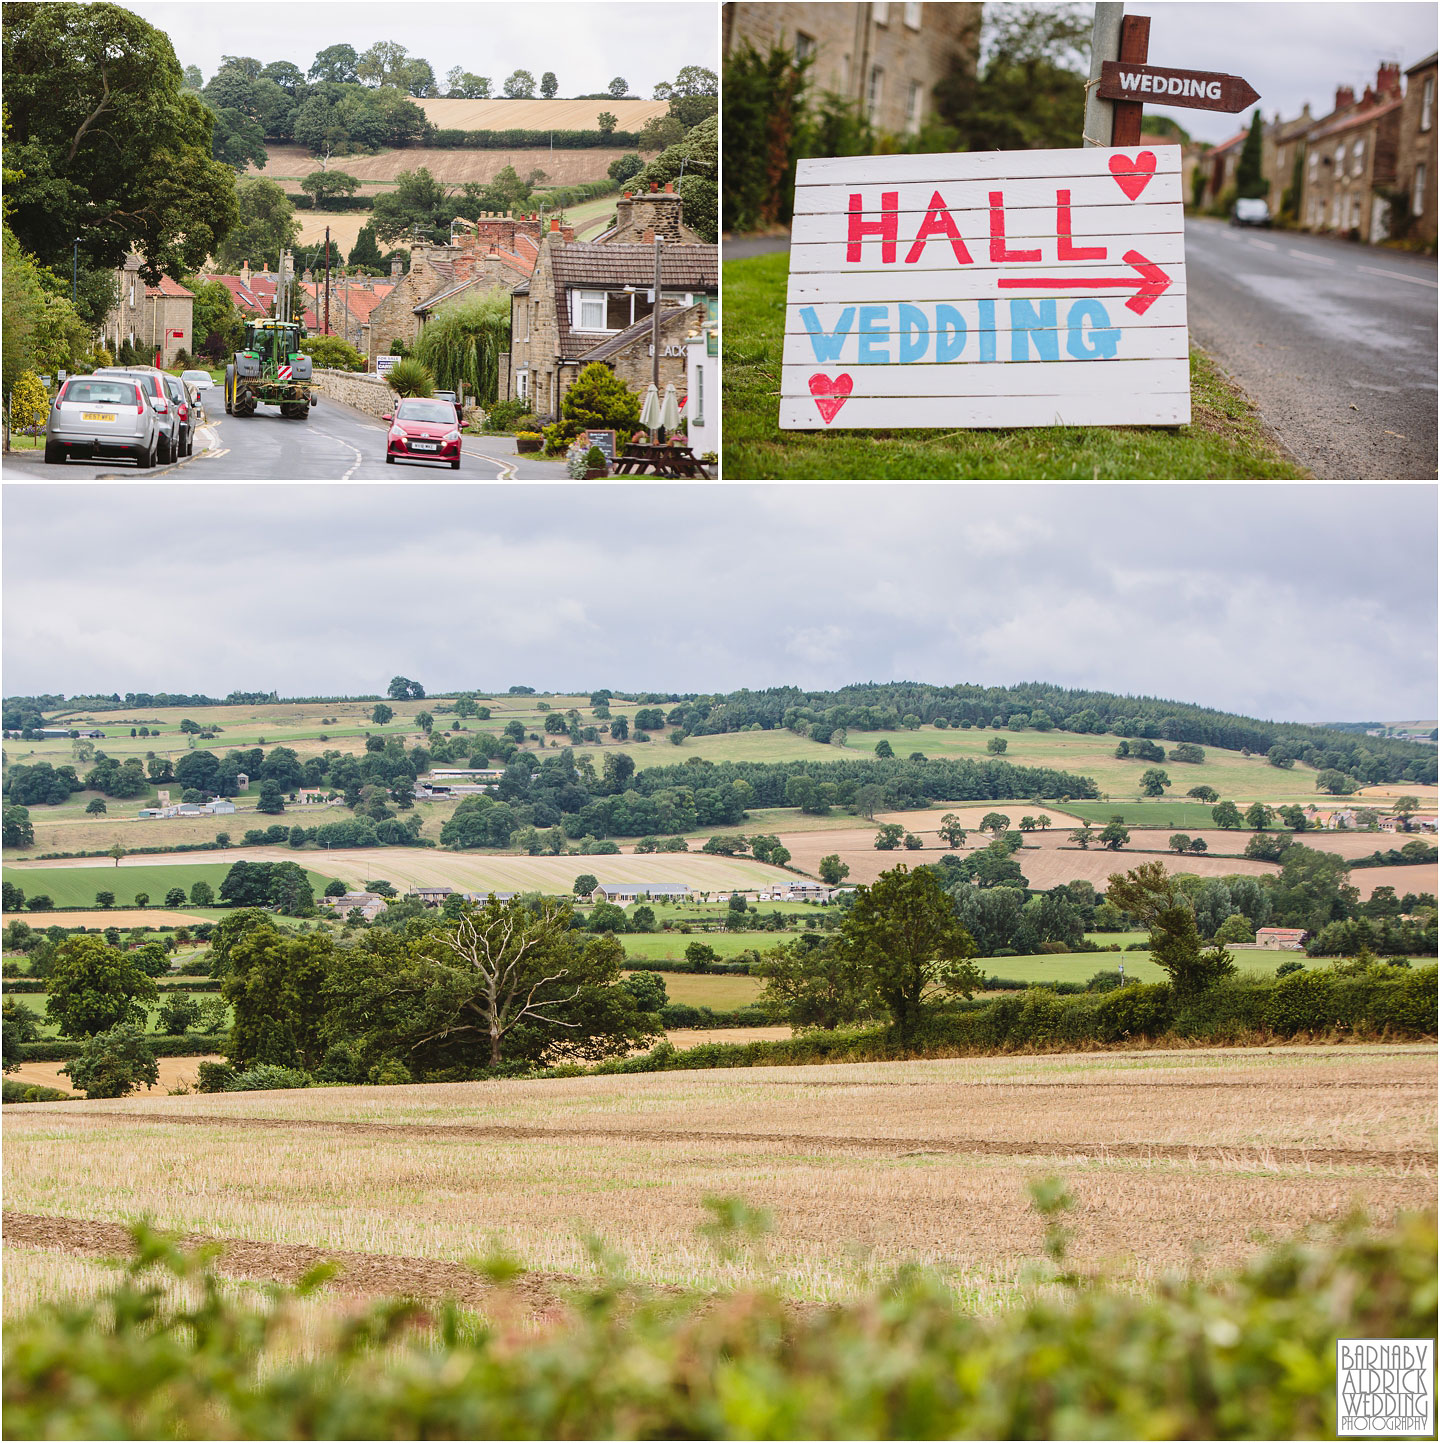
[68,1110,1434,1170]
[2,1212,580,1311]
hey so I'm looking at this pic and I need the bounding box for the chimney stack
[1376,62,1401,96]
[391,257,403,278]
[1335,85,1355,112]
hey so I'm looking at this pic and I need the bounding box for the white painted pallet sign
[780,145,1190,430]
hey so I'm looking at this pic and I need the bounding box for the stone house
[1195,128,1248,211]
[1299,65,1405,242]
[507,188,718,418]
[724,1,981,138]
[362,214,543,367]
[1397,52,1437,245]
[104,255,194,367]
[1262,104,1314,218]
[1254,927,1307,951]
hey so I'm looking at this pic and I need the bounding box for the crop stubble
[4,1047,1433,1305]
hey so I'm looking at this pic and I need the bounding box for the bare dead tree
[433,901,581,1066]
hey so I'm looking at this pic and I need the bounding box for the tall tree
[309,44,359,85]
[541,71,558,99]
[840,865,978,1043]
[215,177,299,269]
[3,1,240,282]
[44,936,158,1038]
[1235,110,1267,199]
[503,70,537,99]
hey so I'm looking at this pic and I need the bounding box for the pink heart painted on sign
[1109,150,1157,200]
[809,372,853,424]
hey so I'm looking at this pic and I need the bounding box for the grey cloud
[2,483,1434,722]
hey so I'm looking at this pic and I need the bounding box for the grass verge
[721,251,1311,480]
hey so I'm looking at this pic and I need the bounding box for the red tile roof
[1308,95,1405,141]
[145,276,194,298]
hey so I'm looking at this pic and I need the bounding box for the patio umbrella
[639,384,662,437]
[660,383,681,440]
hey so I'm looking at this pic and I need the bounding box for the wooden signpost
[779,6,1259,433]
[780,145,1189,429]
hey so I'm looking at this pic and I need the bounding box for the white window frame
[573,289,608,331]
[1335,142,1346,170]
[1308,151,1318,180]
[903,1,922,29]
[1415,162,1427,216]
[1422,76,1434,132]
[872,1,889,25]
[906,79,923,134]
[793,31,815,63]
[1331,196,1341,227]
[693,358,703,423]
[867,64,884,122]
[1352,137,1365,176]
[516,369,528,399]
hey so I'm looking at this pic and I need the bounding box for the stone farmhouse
[103,255,194,368]
[1299,65,1406,242]
[507,185,718,418]
[591,882,692,904]
[323,891,389,921]
[1398,52,1437,246]
[725,1,980,138]
[1254,927,1308,951]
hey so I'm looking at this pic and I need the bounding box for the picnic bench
[612,442,712,479]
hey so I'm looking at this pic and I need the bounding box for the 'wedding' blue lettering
[1010,299,1059,361]
[936,305,967,362]
[898,304,930,363]
[857,306,890,363]
[1065,299,1120,359]
[800,306,856,362]
[978,300,997,362]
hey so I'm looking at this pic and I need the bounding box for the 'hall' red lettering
[903,191,974,265]
[1056,189,1107,261]
[847,192,899,262]
[988,191,1040,263]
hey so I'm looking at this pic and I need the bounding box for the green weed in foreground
[721,251,1311,480]
[4,1198,1433,1439]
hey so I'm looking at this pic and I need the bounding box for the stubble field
[4,1046,1434,1311]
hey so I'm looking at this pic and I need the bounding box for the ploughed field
[5,1046,1434,1310]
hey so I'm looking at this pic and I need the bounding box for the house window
[1331,196,1341,227]
[1335,142,1346,170]
[867,65,884,122]
[516,369,528,399]
[794,30,815,63]
[128,281,135,306]
[1416,162,1427,215]
[872,1,889,24]
[903,1,922,28]
[693,359,703,423]
[906,80,923,134]
[1352,137,1365,175]
[1308,151,1318,180]
[1423,76,1434,132]
[575,289,606,330]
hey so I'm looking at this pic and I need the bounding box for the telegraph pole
[1083,2,1125,145]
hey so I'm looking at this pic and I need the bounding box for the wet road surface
[1184,217,1437,479]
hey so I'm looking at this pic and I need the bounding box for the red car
[385,398,463,469]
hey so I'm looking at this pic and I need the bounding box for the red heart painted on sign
[809,372,853,424]
[1109,151,1157,200]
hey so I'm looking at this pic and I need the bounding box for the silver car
[45,374,163,467]
[160,372,196,457]
[92,367,183,462]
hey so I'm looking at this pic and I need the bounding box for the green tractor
[224,318,316,419]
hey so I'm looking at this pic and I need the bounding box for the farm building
[409,886,456,906]
[323,891,389,921]
[1255,927,1308,951]
[591,882,692,904]
[37,727,104,739]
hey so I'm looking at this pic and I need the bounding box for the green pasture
[979,948,1285,987]
[628,971,765,1010]
[2,991,233,1040]
[619,930,800,962]
[0,863,340,911]
[1061,801,1287,828]
[720,251,1310,481]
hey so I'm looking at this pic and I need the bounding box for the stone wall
[311,368,394,419]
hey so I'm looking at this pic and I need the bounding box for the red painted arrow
[996,249,1172,315]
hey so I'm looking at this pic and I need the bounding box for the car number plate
[81,412,115,421]
[411,441,438,451]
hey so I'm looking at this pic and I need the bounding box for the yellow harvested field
[666,1027,788,1049]
[413,97,671,130]
[6,1055,222,1098]
[254,143,648,190]
[5,1046,1433,1304]
[6,846,790,895]
[0,908,206,930]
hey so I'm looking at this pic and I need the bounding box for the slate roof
[549,242,717,361]
[1308,94,1405,142]
[579,305,698,362]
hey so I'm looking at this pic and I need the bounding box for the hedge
[659,1003,770,1030]
[2,1080,75,1104]
[426,128,642,149]
[13,1033,228,1062]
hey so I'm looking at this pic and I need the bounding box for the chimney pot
[550,218,559,232]
[650,181,658,192]
[1335,85,1355,111]
[664,182,673,193]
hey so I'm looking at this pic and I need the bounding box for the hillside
[413,97,670,130]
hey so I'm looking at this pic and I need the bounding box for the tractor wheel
[234,390,256,418]
[224,365,235,415]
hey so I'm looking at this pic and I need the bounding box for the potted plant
[515,431,544,454]
[582,444,609,479]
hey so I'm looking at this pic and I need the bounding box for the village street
[2,389,571,482]
[1184,217,1438,479]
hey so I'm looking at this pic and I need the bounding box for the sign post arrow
[996,250,1173,315]
[1098,60,1261,114]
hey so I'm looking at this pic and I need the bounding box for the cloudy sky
[3,484,1434,723]
[1103,2,1436,145]
[119,0,715,99]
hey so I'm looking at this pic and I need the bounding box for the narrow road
[2,386,569,481]
[1185,218,1438,479]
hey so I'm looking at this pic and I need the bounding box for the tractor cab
[243,321,304,368]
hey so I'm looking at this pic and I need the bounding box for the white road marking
[1247,238,1279,251]
[1287,248,1336,265]
[464,446,516,480]
[311,427,364,480]
[1356,264,1439,289]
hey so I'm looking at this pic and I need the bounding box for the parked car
[180,368,214,394]
[385,397,464,469]
[44,375,162,467]
[92,367,183,462]
[433,389,463,423]
[159,372,196,456]
[1230,197,1271,227]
